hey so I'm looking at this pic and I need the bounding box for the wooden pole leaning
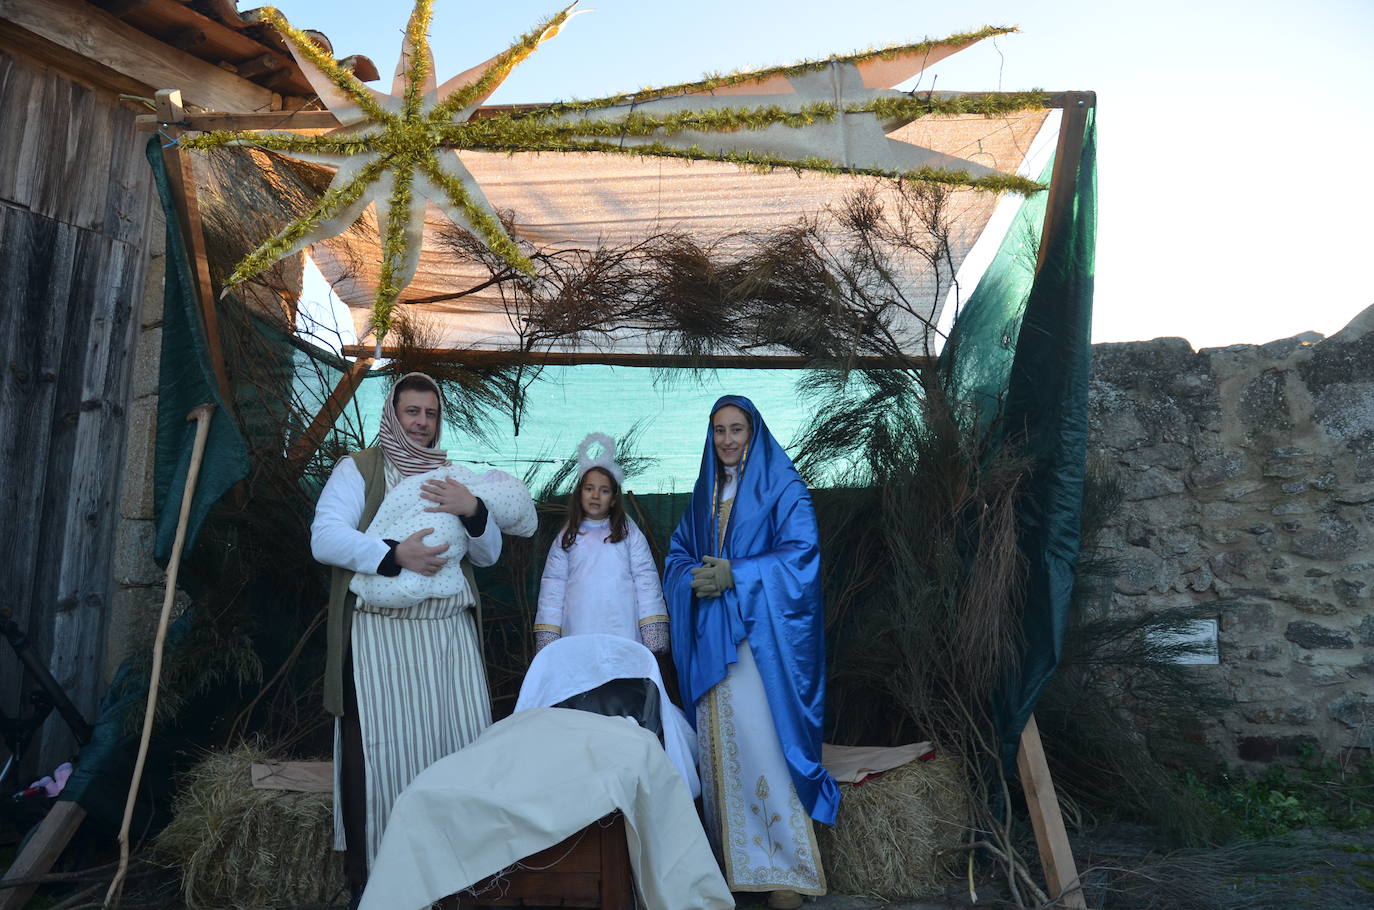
[1013,89,1095,910]
[153,89,233,410]
[104,404,216,909]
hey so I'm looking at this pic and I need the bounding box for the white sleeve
[465,505,503,568]
[627,522,668,625]
[534,536,568,633]
[310,458,392,574]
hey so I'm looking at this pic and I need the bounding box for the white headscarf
[377,372,450,477]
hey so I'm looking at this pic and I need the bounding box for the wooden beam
[1035,92,1094,273]
[135,108,339,132]
[287,354,375,470]
[339,345,933,371]
[1017,715,1086,908]
[0,801,87,910]
[155,89,232,407]
[0,0,279,113]
[133,90,1087,134]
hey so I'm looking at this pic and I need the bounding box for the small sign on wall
[1148,618,1220,665]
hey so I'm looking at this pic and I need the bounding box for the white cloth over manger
[515,633,699,798]
[359,708,732,910]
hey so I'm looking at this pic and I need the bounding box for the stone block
[1114,547,1165,595]
[1239,643,1282,662]
[1271,501,1312,515]
[1220,602,1275,634]
[130,325,163,400]
[1212,551,1259,581]
[1242,704,1316,726]
[1123,465,1186,502]
[118,396,158,520]
[1285,620,1353,649]
[1328,694,1374,747]
[1223,481,1269,503]
[1290,516,1363,560]
[1358,616,1374,647]
[1239,370,1293,434]
[1284,596,1339,616]
[1189,453,1246,489]
[1334,578,1368,608]
[112,519,163,587]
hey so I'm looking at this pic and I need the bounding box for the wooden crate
[448,812,633,909]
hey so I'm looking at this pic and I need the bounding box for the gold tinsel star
[187,2,1043,343]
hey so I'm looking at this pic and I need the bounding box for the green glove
[690,555,734,599]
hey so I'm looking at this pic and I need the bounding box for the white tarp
[360,708,732,910]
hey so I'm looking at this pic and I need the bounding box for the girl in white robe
[534,434,669,654]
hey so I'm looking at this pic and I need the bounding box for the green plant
[1187,755,1374,839]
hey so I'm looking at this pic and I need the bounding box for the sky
[272,0,1374,350]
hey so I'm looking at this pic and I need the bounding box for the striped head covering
[377,372,450,477]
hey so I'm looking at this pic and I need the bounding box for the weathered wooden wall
[0,46,155,772]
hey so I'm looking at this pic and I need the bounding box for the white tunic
[534,518,668,645]
[312,456,503,868]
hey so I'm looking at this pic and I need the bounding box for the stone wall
[1088,304,1374,766]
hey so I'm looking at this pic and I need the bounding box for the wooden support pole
[1014,91,1093,910]
[0,801,88,910]
[1017,715,1085,908]
[105,405,216,908]
[339,345,932,371]
[1035,92,1094,274]
[286,355,375,472]
[154,89,232,409]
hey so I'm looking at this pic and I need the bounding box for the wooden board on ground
[0,800,87,910]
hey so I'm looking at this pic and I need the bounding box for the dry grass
[153,744,342,909]
[817,755,969,898]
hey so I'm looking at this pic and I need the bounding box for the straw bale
[153,745,343,909]
[817,754,969,898]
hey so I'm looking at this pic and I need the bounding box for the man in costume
[665,396,840,910]
[311,372,500,902]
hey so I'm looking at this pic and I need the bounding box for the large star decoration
[185,2,1046,344]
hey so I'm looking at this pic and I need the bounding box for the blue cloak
[665,395,840,825]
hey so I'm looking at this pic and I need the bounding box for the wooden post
[1017,715,1085,907]
[1035,91,1093,274]
[286,354,375,472]
[1017,91,1093,910]
[154,89,232,408]
[0,801,87,910]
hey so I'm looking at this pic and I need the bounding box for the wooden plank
[339,345,933,371]
[0,0,279,113]
[156,89,231,406]
[287,355,374,470]
[0,204,72,745]
[1035,92,1093,274]
[134,108,340,132]
[1016,714,1086,908]
[0,801,87,910]
[111,0,311,95]
[39,224,150,766]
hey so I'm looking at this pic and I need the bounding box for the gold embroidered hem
[697,639,825,895]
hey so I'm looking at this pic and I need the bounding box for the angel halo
[575,432,625,486]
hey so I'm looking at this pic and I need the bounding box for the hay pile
[817,755,969,898]
[154,745,343,909]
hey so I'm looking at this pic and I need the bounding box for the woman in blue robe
[665,396,840,907]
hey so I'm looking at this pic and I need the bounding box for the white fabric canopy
[360,707,732,910]
[515,633,699,798]
[307,109,1053,353]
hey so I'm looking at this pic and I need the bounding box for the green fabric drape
[147,138,250,564]
[944,108,1098,774]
